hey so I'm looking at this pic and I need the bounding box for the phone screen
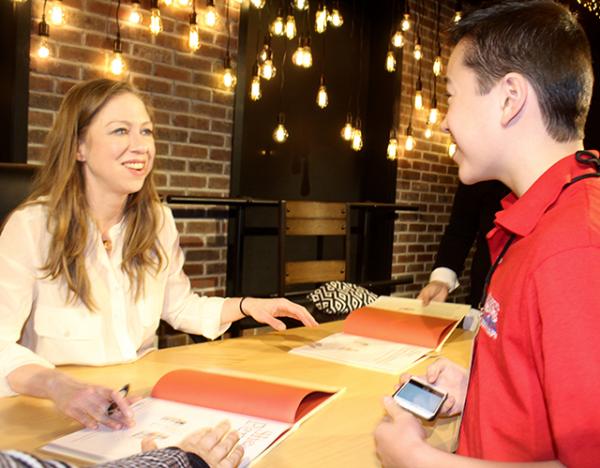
[393,379,446,419]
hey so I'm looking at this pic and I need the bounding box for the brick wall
[391,1,472,305]
[27,0,240,298]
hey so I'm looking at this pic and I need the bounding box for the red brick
[191,102,227,119]
[29,110,54,127]
[174,84,211,101]
[171,114,210,131]
[170,174,208,189]
[171,144,208,159]
[58,45,99,63]
[155,64,192,82]
[189,131,224,146]
[131,44,174,65]
[29,74,54,93]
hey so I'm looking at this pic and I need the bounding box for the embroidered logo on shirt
[481,294,499,339]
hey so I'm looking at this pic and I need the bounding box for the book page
[290,332,430,374]
[43,397,291,467]
[372,296,469,321]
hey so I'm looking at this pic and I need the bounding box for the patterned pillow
[307,281,378,315]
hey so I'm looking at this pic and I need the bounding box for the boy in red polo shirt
[374,1,600,467]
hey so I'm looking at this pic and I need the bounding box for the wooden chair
[278,200,350,299]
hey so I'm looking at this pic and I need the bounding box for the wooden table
[0,321,474,467]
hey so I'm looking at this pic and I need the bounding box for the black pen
[107,384,130,416]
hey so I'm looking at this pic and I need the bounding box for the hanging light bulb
[250,0,265,8]
[414,40,422,61]
[49,0,65,26]
[294,0,309,11]
[292,37,305,67]
[188,13,200,51]
[178,0,190,7]
[316,76,328,109]
[385,49,396,73]
[414,78,423,110]
[110,37,126,76]
[315,3,328,33]
[448,142,457,157]
[401,13,411,32]
[433,55,443,77]
[260,59,276,80]
[405,125,415,151]
[453,1,463,24]
[149,2,163,36]
[302,37,313,68]
[37,19,51,59]
[341,113,354,141]
[428,96,439,124]
[328,2,343,27]
[271,9,285,36]
[129,0,143,24]
[222,53,237,89]
[273,113,289,143]
[387,131,398,160]
[424,124,433,139]
[258,35,271,63]
[249,63,262,101]
[391,30,404,48]
[161,0,172,6]
[351,124,363,152]
[285,15,297,39]
[205,0,218,27]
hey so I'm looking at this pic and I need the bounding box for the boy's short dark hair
[450,0,593,142]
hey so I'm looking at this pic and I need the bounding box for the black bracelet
[239,296,250,317]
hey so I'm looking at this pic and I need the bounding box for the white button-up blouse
[0,202,229,396]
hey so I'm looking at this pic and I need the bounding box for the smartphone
[392,377,448,421]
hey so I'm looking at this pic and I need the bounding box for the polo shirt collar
[493,152,598,237]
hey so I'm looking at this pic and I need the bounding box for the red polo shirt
[457,153,600,466]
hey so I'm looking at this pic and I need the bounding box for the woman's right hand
[417,281,450,306]
[143,420,244,468]
[46,372,136,430]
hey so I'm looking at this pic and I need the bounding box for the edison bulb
[302,47,312,68]
[294,0,308,11]
[448,142,457,157]
[189,25,200,51]
[271,15,284,36]
[428,107,439,125]
[223,68,237,89]
[385,51,396,72]
[260,60,276,80]
[110,52,125,76]
[424,125,433,139]
[315,6,328,33]
[453,10,462,23]
[414,91,423,110]
[250,76,261,101]
[414,43,422,61]
[405,134,415,151]
[273,124,289,143]
[150,9,163,36]
[351,128,363,151]
[433,56,443,76]
[341,122,353,141]
[129,3,142,24]
[387,138,398,160]
[49,0,65,26]
[285,16,297,39]
[329,8,343,27]
[177,0,190,6]
[38,38,50,58]
[401,13,410,32]
[316,85,328,108]
[250,0,265,8]
[205,5,217,27]
[161,0,172,6]
[391,31,404,48]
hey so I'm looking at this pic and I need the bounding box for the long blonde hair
[26,79,165,309]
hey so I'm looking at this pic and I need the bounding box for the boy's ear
[499,72,528,128]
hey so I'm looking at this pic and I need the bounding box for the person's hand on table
[241,297,318,331]
[374,396,428,468]
[47,372,137,430]
[418,281,450,306]
[399,357,468,417]
[142,420,244,468]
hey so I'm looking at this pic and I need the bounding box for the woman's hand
[142,420,244,468]
[46,372,136,430]
[234,297,318,331]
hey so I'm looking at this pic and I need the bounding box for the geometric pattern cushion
[307,281,378,315]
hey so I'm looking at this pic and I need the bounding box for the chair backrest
[0,163,37,225]
[278,200,349,297]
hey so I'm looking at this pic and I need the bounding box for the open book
[43,369,341,467]
[290,296,470,374]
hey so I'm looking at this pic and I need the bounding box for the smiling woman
[0,78,318,431]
